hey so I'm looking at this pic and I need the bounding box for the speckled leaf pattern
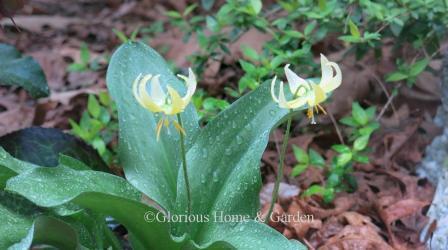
[5,165,234,250]
[106,42,200,213]
[173,83,305,249]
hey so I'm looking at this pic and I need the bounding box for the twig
[327,108,345,145]
[376,92,397,121]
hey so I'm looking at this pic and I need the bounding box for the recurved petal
[132,73,144,106]
[322,61,342,93]
[150,75,165,105]
[139,74,163,112]
[278,81,289,109]
[284,64,308,95]
[319,55,342,93]
[177,68,197,104]
[320,54,331,87]
[166,86,185,115]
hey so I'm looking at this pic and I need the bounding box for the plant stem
[265,113,293,224]
[177,114,192,215]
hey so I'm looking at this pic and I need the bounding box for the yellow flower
[132,68,196,139]
[271,54,342,124]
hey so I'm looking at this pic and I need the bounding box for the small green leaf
[304,22,316,36]
[318,0,327,10]
[239,60,256,73]
[201,0,215,10]
[309,149,325,166]
[336,153,352,166]
[353,134,370,151]
[98,92,111,106]
[332,144,350,153]
[353,154,369,164]
[165,10,182,18]
[386,71,408,82]
[67,63,86,72]
[365,106,376,120]
[249,0,262,14]
[292,145,309,164]
[352,102,368,125]
[338,35,362,43]
[322,188,335,203]
[410,59,429,76]
[303,185,325,196]
[112,28,129,43]
[291,164,308,177]
[80,43,90,64]
[284,30,303,38]
[183,4,197,16]
[241,45,259,61]
[348,19,360,38]
[270,56,284,69]
[359,123,379,136]
[339,117,358,127]
[87,95,101,118]
[206,15,220,33]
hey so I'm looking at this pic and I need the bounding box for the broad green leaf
[0,44,49,98]
[173,82,305,249]
[0,127,109,172]
[0,147,38,176]
[6,166,183,249]
[292,145,309,164]
[0,191,82,249]
[106,42,200,213]
[0,191,42,249]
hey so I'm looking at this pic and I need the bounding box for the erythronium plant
[266,54,342,222]
[0,42,310,249]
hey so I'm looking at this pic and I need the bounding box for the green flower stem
[265,112,293,223]
[177,113,192,216]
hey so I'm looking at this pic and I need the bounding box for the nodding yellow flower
[271,54,342,124]
[132,68,196,139]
